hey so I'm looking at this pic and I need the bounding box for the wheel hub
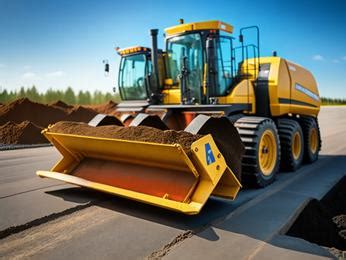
[259,130,277,176]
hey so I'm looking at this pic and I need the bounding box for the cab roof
[165,20,233,36]
[116,46,150,56]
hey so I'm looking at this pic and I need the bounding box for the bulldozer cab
[164,21,260,105]
[166,32,204,104]
[117,46,153,101]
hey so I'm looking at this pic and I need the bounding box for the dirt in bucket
[287,176,346,257]
[50,121,203,155]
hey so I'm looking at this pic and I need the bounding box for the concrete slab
[164,154,345,259]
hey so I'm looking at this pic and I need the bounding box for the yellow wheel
[235,117,280,187]
[278,119,304,171]
[300,117,321,163]
[309,128,318,154]
[259,130,277,176]
[292,131,302,160]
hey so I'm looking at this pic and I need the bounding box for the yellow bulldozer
[37,20,321,214]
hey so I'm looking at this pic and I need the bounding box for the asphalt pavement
[0,106,345,259]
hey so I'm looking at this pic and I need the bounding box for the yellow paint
[310,128,318,153]
[292,131,302,160]
[117,46,148,56]
[37,130,241,215]
[165,20,233,36]
[239,57,320,117]
[218,79,256,114]
[164,78,174,86]
[258,129,277,176]
[162,88,181,104]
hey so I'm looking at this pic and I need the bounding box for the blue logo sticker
[205,143,215,165]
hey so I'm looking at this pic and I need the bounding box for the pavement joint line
[0,199,104,240]
[146,230,195,259]
[278,197,311,236]
[0,144,52,151]
[248,174,346,260]
[0,183,67,199]
[149,154,337,259]
[0,203,91,240]
[246,198,312,260]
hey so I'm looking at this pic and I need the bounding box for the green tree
[63,87,76,104]
[0,89,8,103]
[18,87,26,99]
[26,85,41,102]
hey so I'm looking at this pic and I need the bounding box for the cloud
[45,71,65,77]
[332,59,340,63]
[22,72,37,78]
[342,56,346,61]
[312,55,324,61]
[0,63,5,68]
[23,65,32,70]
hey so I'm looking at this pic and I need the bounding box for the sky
[0,0,345,98]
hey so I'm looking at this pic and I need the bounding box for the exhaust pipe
[150,29,159,97]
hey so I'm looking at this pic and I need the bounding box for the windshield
[167,33,203,103]
[119,54,148,100]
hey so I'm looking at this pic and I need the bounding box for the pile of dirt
[287,176,346,254]
[51,100,73,110]
[0,98,98,127]
[0,98,119,145]
[87,101,118,116]
[50,121,203,155]
[0,121,46,144]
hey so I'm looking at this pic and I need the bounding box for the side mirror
[103,59,110,76]
[239,34,243,43]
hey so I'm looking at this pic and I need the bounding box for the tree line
[0,86,121,105]
[320,97,346,105]
[0,86,345,105]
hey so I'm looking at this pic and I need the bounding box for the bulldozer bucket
[37,129,241,214]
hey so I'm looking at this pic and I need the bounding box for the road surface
[0,106,345,259]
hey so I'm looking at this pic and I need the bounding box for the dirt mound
[0,98,102,144]
[0,121,47,144]
[287,176,346,251]
[50,121,203,155]
[0,98,97,127]
[87,101,118,116]
[66,106,97,122]
[51,100,73,110]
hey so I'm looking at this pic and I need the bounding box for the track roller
[278,118,304,171]
[235,117,280,187]
[299,116,321,163]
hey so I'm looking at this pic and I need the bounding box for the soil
[0,98,98,127]
[86,101,118,116]
[287,176,346,252]
[0,98,119,145]
[51,100,74,110]
[0,121,46,144]
[50,121,203,155]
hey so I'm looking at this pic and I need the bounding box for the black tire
[278,118,304,171]
[299,117,321,163]
[235,117,280,187]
